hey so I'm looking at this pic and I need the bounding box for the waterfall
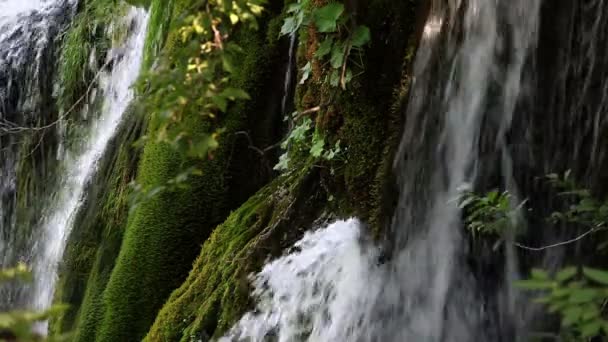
[0,0,149,328]
[223,0,543,341]
[0,0,74,309]
[30,6,149,318]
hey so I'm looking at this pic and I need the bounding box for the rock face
[14,0,608,341]
[45,0,424,340]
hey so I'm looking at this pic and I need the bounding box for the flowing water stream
[31,7,149,315]
[0,0,149,326]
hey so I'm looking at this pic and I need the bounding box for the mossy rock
[145,0,425,340]
[90,2,287,342]
[146,167,329,341]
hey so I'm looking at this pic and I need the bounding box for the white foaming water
[0,0,50,19]
[221,219,384,342]
[30,6,149,317]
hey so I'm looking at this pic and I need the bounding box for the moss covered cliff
[51,0,425,340]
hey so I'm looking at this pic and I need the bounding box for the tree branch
[514,225,604,252]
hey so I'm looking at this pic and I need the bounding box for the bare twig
[294,106,321,120]
[0,57,113,136]
[514,225,603,251]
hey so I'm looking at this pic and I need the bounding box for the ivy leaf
[351,25,371,47]
[330,43,345,69]
[315,37,333,58]
[313,3,344,33]
[583,267,608,285]
[281,17,298,36]
[300,62,312,84]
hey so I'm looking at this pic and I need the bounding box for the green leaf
[330,43,345,69]
[313,3,344,33]
[274,153,290,171]
[556,267,578,283]
[211,95,228,112]
[222,54,236,73]
[289,118,312,142]
[531,268,550,280]
[569,288,598,303]
[329,69,340,87]
[563,306,583,324]
[287,2,302,13]
[300,62,312,85]
[280,16,298,36]
[220,87,250,100]
[583,267,608,285]
[351,25,371,47]
[581,321,601,338]
[515,279,554,290]
[315,37,334,58]
[344,68,353,84]
[310,133,325,157]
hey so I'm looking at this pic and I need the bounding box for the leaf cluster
[517,267,608,340]
[273,117,342,171]
[281,0,371,88]
[459,189,523,238]
[139,0,265,160]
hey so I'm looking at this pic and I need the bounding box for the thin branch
[514,226,603,252]
[0,57,113,136]
[294,106,321,120]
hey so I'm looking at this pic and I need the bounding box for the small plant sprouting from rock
[280,0,371,89]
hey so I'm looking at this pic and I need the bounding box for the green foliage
[459,189,524,238]
[496,171,608,340]
[138,0,266,163]
[273,117,342,171]
[57,0,124,112]
[92,3,285,341]
[517,267,608,340]
[546,171,608,233]
[0,265,70,341]
[281,0,371,88]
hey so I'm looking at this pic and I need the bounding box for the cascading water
[30,6,149,316]
[0,0,75,309]
[0,0,149,329]
[222,0,544,341]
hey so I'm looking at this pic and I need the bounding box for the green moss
[56,0,127,112]
[146,166,327,341]
[49,107,144,337]
[145,1,424,339]
[90,4,284,342]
